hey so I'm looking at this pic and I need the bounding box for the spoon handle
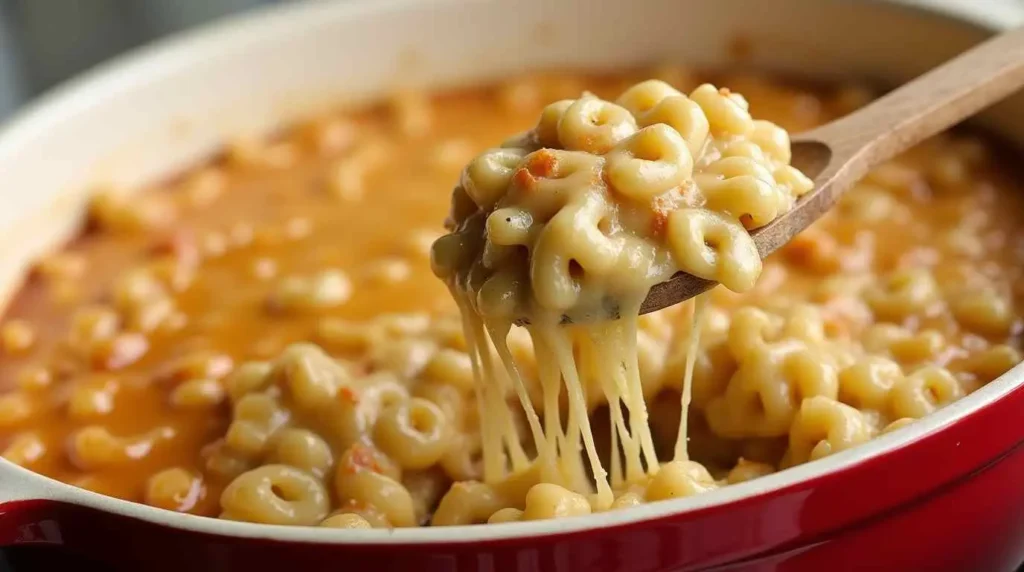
[803,25,1024,175]
[640,26,1024,316]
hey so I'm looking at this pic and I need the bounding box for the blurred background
[0,0,296,121]
[0,0,1023,122]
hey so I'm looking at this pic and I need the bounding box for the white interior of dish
[0,0,1022,543]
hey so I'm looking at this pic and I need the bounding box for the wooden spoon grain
[640,25,1024,315]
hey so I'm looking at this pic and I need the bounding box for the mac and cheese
[0,70,1018,528]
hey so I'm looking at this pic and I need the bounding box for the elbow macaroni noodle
[0,70,1020,527]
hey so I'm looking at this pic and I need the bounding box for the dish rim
[0,0,1021,545]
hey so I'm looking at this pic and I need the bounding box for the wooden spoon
[640,25,1024,315]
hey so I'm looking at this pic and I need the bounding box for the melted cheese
[675,293,710,461]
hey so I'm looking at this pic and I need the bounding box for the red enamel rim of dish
[0,0,1021,548]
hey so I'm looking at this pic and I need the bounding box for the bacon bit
[512,167,536,192]
[524,149,558,178]
[650,197,673,238]
[337,386,360,404]
[512,149,561,192]
[344,444,384,475]
[650,211,669,238]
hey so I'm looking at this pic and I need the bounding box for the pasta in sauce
[0,69,1020,528]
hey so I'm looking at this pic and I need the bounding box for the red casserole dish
[0,0,1023,570]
